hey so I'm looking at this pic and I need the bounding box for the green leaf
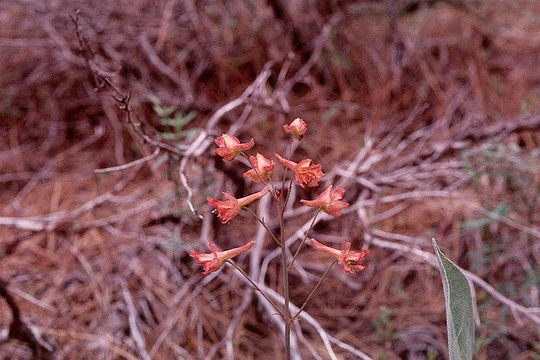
[432,239,475,360]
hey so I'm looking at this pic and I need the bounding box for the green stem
[288,207,322,271]
[225,260,284,318]
[290,259,337,322]
[243,206,281,246]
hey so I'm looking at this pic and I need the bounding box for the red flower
[311,239,369,274]
[283,118,308,140]
[275,153,325,188]
[190,240,255,275]
[243,153,275,183]
[301,185,350,217]
[208,187,269,223]
[215,134,255,162]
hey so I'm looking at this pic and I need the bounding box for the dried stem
[0,278,52,359]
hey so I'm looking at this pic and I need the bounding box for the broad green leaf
[432,239,475,360]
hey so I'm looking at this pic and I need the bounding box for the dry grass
[1,0,539,359]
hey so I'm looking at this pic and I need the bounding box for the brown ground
[1,1,539,359]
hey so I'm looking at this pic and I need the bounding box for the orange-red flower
[301,185,350,217]
[190,239,255,275]
[243,153,275,183]
[311,239,369,274]
[208,187,269,223]
[283,118,308,140]
[275,153,325,188]
[215,134,255,162]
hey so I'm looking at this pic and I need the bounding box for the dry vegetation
[1,0,539,359]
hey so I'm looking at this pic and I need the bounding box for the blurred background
[1,0,539,359]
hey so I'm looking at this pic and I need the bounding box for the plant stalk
[280,203,291,359]
[225,260,284,318]
[291,259,337,322]
[288,207,322,270]
[243,206,281,246]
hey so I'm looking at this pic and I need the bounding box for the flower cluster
[190,117,369,275]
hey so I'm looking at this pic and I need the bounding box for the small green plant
[372,305,395,342]
[149,95,198,142]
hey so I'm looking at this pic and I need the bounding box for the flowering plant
[190,118,370,359]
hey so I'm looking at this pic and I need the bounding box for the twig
[7,286,56,314]
[6,125,104,212]
[121,283,152,360]
[466,112,540,140]
[39,327,138,360]
[95,147,160,173]
[281,14,343,95]
[0,169,144,232]
[370,237,540,324]
[148,273,219,358]
[225,288,253,359]
[350,190,540,239]
[71,10,186,157]
[176,60,275,218]
[0,278,53,359]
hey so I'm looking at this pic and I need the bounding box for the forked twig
[0,278,53,359]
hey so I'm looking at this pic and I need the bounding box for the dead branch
[0,278,53,359]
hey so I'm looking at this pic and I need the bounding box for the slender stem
[279,205,291,359]
[225,260,284,318]
[283,176,294,213]
[278,140,295,359]
[274,140,295,359]
[243,206,281,246]
[290,259,337,322]
[288,207,322,270]
[280,140,294,196]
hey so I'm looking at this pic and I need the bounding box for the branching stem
[225,260,284,318]
[291,259,337,322]
[288,207,322,270]
[243,206,281,246]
